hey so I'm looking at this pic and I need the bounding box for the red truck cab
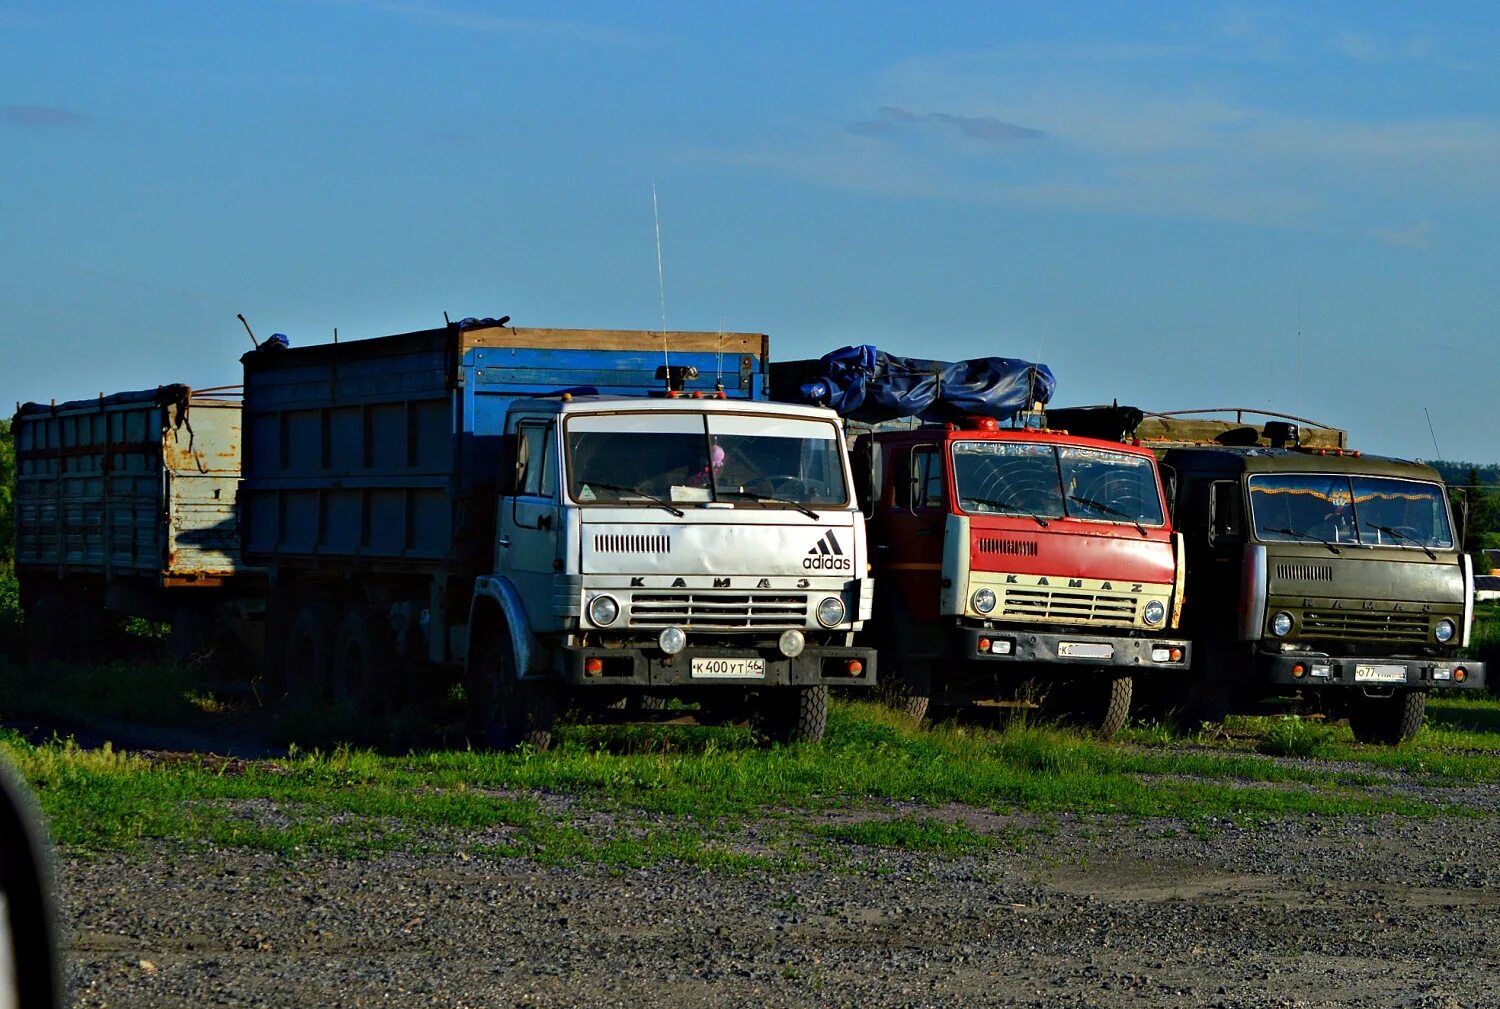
[858,418,1190,736]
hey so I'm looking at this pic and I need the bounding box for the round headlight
[588,594,620,627]
[1435,619,1456,643]
[779,629,806,658]
[971,587,997,614]
[1142,599,1166,626]
[658,626,687,655]
[1271,611,1294,637]
[816,596,847,628]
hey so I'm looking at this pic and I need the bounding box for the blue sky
[3,1,1497,461]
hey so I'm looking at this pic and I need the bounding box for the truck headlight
[971,588,997,614]
[588,594,620,627]
[1435,619,1456,643]
[1142,600,1166,626]
[1271,611,1294,637]
[658,626,687,655]
[779,629,806,657]
[816,597,846,627]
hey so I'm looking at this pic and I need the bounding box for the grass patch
[1256,716,1337,758]
[0,655,214,727]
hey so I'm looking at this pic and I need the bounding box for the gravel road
[60,803,1500,1008]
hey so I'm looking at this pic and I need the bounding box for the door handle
[498,536,512,548]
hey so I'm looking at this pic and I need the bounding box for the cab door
[876,440,947,625]
[497,415,564,630]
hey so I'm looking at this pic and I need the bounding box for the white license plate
[1355,664,1408,683]
[691,657,767,679]
[1057,641,1114,660]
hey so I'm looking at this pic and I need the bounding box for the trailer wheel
[1347,689,1426,745]
[879,661,932,723]
[757,685,828,745]
[333,607,396,715]
[472,629,557,751]
[286,606,334,707]
[24,591,67,667]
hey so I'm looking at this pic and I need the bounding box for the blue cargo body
[240,324,769,575]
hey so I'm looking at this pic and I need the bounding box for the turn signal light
[585,657,604,676]
[1455,667,1468,683]
[1292,663,1307,678]
[846,659,864,676]
[1170,648,1183,662]
[978,637,991,653]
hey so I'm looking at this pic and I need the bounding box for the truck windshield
[1248,474,1454,549]
[951,442,1164,526]
[565,412,850,508]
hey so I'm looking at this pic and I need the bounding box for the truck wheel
[1347,690,1427,745]
[332,607,395,715]
[879,662,932,723]
[1050,672,1132,740]
[472,630,558,751]
[758,686,828,745]
[24,591,66,667]
[286,606,333,707]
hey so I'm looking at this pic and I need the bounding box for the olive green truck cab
[1143,413,1484,743]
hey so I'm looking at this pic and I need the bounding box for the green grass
[0,654,218,727]
[6,696,1494,869]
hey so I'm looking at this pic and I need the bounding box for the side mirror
[0,761,61,1009]
[1209,480,1245,545]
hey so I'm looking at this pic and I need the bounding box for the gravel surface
[60,806,1500,1008]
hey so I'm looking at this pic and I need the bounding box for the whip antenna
[1423,407,1442,459]
[653,180,670,387]
[237,313,260,349]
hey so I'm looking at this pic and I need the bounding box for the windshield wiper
[580,482,685,517]
[961,496,1049,527]
[718,488,819,520]
[1068,493,1148,536]
[1265,525,1341,555]
[1365,522,1437,559]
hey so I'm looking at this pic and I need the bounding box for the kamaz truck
[239,321,876,747]
[772,349,1188,737]
[1123,409,1485,743]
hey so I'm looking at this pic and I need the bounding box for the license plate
[691,657,767,679]
[1058,641,1114,660]
[1355,664,1408,683]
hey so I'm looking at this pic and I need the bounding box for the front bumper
[1261,652,1486,692]
[558,644,877,689]
[955,626,1192,671]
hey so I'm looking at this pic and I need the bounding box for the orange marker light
[978,637,992,652]
[585,657,604,675]
[1455,667,1468,683]
[846,659,864,676]
[1292,663,1306,678]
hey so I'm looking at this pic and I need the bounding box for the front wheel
[758,686,828,744]
[471,629,558,751]
[879,661,933,723]
[1050,672,1133,740]
[1347,689,1426,745]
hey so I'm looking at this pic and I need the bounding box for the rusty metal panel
[162,399,248,579]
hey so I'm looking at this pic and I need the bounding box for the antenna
[1295,281,1303,419]
[652,180,670,388]
[444,311,451,326]
[237,313,260,349]
[1423,407,1443,459]
[715,315,726,393]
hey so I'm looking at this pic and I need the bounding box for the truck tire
[1347,689,1427,745]
[879,661,932,723]
[1048,672,1132,740]
[472,629,558,751]
[332,606,395,715]
[286,605,333,707]
[758,685,828,745]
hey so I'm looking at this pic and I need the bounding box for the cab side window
[516,422,556,498]
[893,445,944,510]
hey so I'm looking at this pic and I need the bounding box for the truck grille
[977,538,1038,557]
[1300,609,1429,643]
[1001,587,1138,627]
[1276,563,1334,582]
[594,534,671,555]
[628,591,809,629]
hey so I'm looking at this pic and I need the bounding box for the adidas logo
[804,530,851,570]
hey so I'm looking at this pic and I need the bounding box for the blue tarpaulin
[770,345,1055,423]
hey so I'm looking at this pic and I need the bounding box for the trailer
[12,385,261,664]
[241,321,876,746]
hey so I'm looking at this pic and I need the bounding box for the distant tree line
[0,418,12,566]
[1427,461,1500,573]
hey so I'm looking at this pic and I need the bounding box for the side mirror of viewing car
[0,760,61,1009]
[1208,480,1245,546]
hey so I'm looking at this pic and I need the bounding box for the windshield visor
[1248,474,1454,548]
[565,412,850,508]
[952,442,1164,526]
